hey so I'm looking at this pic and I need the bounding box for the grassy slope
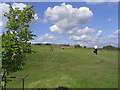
[6,45,118,88]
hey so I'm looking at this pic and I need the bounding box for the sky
[0,1,119,48]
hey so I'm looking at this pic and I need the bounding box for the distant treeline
[74,44,120,50]
[31,43,70,46]
[102,45,120,51]
[74,44,87,48]
[32,43,42,45]
[31,43,53,45]
[31,43,120,50]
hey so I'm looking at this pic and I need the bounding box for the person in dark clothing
[93,45,98,55]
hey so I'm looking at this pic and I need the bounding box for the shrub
[74,44,81,48]
[84,46,86,48]
[46,43,51,45]
[62,44,70,46]
[102,45,117,50]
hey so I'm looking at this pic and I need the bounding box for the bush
[74,44,81,48]
[46,43,51,45]
[62,44,70,46]
[102,45,117,50]
[88,47,93,49]
[32,43,42,45]
[84,46,86,48]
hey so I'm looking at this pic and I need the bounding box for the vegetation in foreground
[2,4,36,88]
[6,45,118,88]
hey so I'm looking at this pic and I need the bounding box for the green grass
[6,45,118,88]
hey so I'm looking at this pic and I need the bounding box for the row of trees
[102,45,120,50]
[31,42,119,50]
[74,44,119,50]
[74,44,86,48]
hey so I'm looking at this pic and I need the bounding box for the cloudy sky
[0,1,119,48]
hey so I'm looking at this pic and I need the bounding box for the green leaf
[2,4,36,81]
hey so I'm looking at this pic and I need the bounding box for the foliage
[62,44,70,46]
[32,43,42,45]
[74,44,81,48]
[2,4,36,88]
[102,45,117,50]
[45,43,51,45]
[84,46,86,48]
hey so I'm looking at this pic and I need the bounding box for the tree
[84,46,86,48]
[74,44,81,48]
[102,45,116,50]
[2,4,36,88]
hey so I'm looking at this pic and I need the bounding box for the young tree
[2,4,36,88]
[84,46,86,48]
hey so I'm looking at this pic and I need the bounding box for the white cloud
[107,34,116,39]
[77,41,91,47]
[91,30,119,47]
[0,3,9,29]
[69,30,103,47]
[0,3,39,30]
[45,3,93,34]
[77,42,83,46]
[93,30,102,41]
[49,25,61,33]
[33,13,39,21]
[12,3,27,10]
[76,26,95,35]
[30,41,38,44]
[114,29,120,35]
[108,18,112,22]
[30,41,53,44]
[107,29,120,39]
[69,35,92,42]
[41,42,53,44]
[38,33,57,41]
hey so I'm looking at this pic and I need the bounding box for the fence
[2,74,29,90]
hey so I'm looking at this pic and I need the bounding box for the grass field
[6,45,118,88]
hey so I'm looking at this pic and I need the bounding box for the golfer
[50,45,53,52]
[61,46,64,51]
[93,44,98,55]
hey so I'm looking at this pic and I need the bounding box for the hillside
[6,45,118,88]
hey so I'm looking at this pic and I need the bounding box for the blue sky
[0,2,119,48]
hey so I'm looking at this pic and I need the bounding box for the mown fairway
[6,45,118,88]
